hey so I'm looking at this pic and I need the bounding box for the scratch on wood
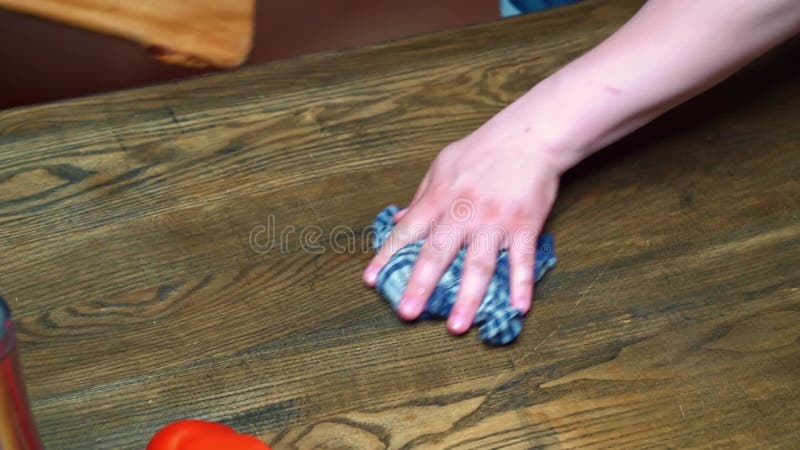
[166,105,186,133]
[515,267,608,373]
[572,266,607,312]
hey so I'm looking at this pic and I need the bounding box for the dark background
[0,1,498,109]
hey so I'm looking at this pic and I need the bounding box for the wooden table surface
[1,0,798,448]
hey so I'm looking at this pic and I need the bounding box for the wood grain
[0,0,798,448]
[0,0,253,67]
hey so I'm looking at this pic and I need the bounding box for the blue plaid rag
[371,205,556,345]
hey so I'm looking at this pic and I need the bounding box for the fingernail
[448,311,470,334]
[398,296,422,320]
[363,263,381,286]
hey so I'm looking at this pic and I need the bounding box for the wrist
[469,67,632,175]
[490,75,597,175]
[524,75,588,173]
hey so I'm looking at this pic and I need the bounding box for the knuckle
[424,247,453,265]
[515,274,534,288]
[398,220,430,243]
[457,299,481,312]
[455,293,482,310]
[384,234,409,254]
[470,223,505,248]
[512,247,536,263]
[511,229,538,255]
[425,231,458,256]
[511,271,534,295]
[465,256,496,278]
[478,198,503,222]
[510,256,535,283]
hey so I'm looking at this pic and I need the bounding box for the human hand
[363,99,569,335]
[366,0,800,338]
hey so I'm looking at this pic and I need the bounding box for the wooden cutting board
[0,0,254,67]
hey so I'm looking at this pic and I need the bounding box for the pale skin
[363,0,800,335]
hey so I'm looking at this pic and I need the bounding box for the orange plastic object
[147,420,271,450]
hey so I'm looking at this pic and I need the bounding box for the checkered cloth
[371,205,556,345]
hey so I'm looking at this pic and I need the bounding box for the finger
[508,224,540,314]
[392,208,407,223]
[409,169,433,207]
[392,169,433,223]
[363,205,432,286]
[392,170,432,225]
[397,219,464,320]
[447,230,502,334]
[365,168,435,284]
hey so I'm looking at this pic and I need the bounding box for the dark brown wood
[1,0,798,448]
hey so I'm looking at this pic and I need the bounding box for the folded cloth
[371,205,556,345]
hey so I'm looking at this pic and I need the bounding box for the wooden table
[1,0,798,448]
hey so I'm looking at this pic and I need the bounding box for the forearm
[497,0,800,171]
